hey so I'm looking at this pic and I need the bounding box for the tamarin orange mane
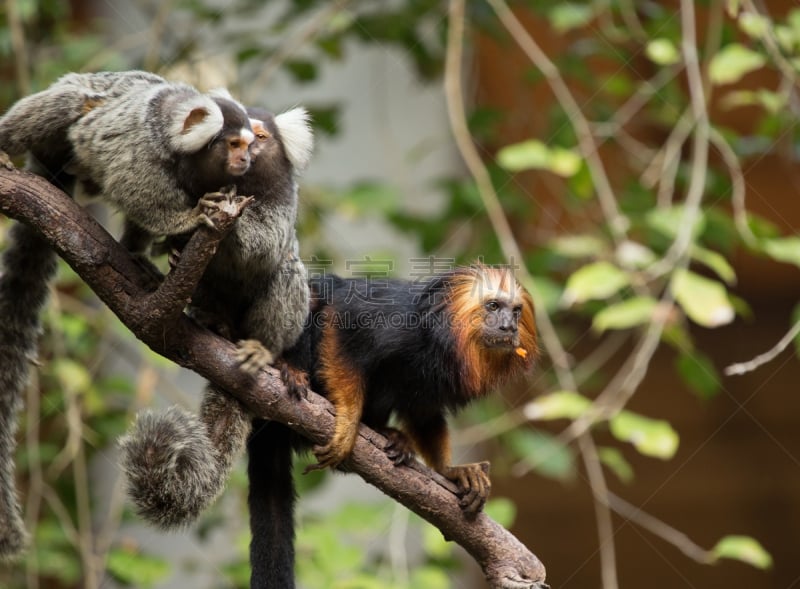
[444,265,539,397]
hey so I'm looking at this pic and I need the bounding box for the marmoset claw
[235,339,275,374]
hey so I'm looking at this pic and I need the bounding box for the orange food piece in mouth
[515,347,528,359]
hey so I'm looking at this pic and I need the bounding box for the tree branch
[0,164,548,589]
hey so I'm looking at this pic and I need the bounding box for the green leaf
[562,261,630,306]
[548,3,594,33]
[616,240,657,269]
[709,44,766,85]
[646,39,680,65]
[672,269,735,328]
[549,234,609,259]
[548,147,583,177]
[484,497,517,528]
[738,12,771,39]
[761,236,800,268]
[646,205,706,240]
[593,297,658,332]
[506,428,576,480]
[774,24,796,53]
[106,548,170,587]
[497,140,549,172]
[524,390,591,421]
[711,535,773,569]
[496,140,581,177]
[676,352,722,399]
[609,411,679,459]
[597,447,634,483]
[51,358,92,394]
[691,245,737,284]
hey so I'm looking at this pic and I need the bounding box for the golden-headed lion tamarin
[247,263,538,587]
[292,263,538,511]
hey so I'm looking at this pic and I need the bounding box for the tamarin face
[448,266,538,365]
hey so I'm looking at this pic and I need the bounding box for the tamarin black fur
[118,105,313,531]
[242,264,538,588]
[291,264,538,508]
[0,71,255,559]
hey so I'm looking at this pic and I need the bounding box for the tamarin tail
[0,223,58,560]
[248,419,297,589]
[119,385,252,529]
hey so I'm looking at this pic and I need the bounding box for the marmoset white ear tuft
[275,107,314,172]
[168,94,223,153]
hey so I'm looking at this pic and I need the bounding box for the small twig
[486,0,629,244]
[708,126,757,247]
[646,0,711,279]
[578,434,618,589]
[389,504,410,586]
[94,366,159,571]
[725,317,800,376]
[605,491,713,564]
[72,419,98,589]
[741,0,800,99]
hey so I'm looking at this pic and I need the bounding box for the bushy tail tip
[119,406,227,530]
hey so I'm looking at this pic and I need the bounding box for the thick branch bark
[0,164,547,589]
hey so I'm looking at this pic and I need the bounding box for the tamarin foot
[277,359,309,399]
[381,427,416,466]
[441,461,491,515]
[306,441,349,472]
[305,426,358,473]
[235,339,275,374]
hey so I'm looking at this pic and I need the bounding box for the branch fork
[0,163,548,589]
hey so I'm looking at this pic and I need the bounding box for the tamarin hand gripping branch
[118,105,314,530]
[0,71,255,559]
[240,264,538,589]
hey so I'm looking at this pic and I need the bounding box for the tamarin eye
[513,305,522,317]
[257,132,270,141]
[485,301,500,312]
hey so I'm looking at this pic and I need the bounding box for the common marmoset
[244,264,538,588]
[0,71,255,559]
[118,106,313,531]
